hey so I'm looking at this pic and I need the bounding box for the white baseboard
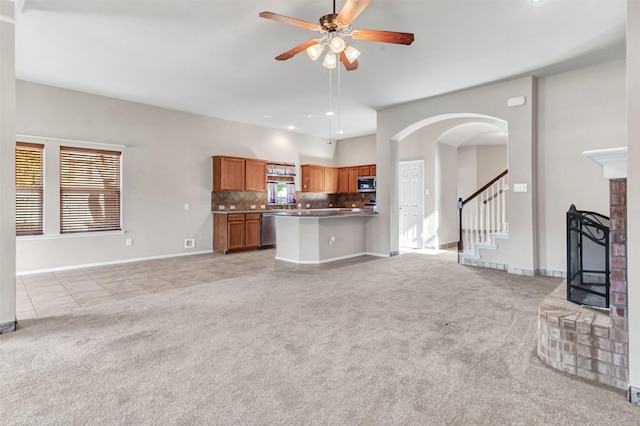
[17,250,214,276]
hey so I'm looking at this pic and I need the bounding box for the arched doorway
[396,114,507,252]
[368,76,535,273]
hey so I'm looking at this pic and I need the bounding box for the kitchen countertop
[211,208,377,217]
[211,210,275,214]
[264,208,377,217]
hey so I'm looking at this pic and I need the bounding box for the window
[16,142,44,236]
[60,146,122,233]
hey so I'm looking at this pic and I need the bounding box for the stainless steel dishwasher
[260,213,276,249]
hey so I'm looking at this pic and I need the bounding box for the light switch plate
[513,183,528,193]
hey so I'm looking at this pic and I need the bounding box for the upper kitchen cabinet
[324,167,339,194]
[212,156,266,192]
[337,167,359,193]
[245,159,267,191]
[358,164,376,176]
[348,167,359,193]
[338,168,349,193]
[301,164,325,193]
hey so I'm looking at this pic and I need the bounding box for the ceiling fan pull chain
[337,61,342,133]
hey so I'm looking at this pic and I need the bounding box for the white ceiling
[14,0,627,141]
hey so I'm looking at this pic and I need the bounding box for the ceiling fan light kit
[259,0,414,71]
[306,43,324,61]
[322,51,338,69]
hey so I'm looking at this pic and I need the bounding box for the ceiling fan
[259,0,415,71]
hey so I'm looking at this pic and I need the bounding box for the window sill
[17,230,125,241]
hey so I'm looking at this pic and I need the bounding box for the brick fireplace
[537,148,629,392]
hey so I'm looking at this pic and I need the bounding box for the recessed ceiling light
[263,114,272,119]
[287,125,295,130]
[303,113,317,119]
[326,111,335,116]
[337,130,344,135]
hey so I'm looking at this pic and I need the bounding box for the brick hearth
[537,178,629,390]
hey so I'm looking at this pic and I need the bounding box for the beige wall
[536,60,626,273]
[0,0,16,327]
[335,134,376,166]
[457,145,508,201]
[627,0,640,391]
[15,81,347,273]
[476,145,508,187]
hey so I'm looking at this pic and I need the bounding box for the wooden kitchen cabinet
[213,156,244,191]
[324,167,338,193]
[212,156,266,192]
[245,159,267,191]
[244,213,261,248]
[301,164,325,192]
[338,168,349,193]
[371,165,376,176]
[358,165,371,176]
[348,167,359,193]
[214,213,261,254]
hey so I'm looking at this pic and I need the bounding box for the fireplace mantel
[582,147,628,179]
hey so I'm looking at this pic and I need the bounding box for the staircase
[458,170,509,265]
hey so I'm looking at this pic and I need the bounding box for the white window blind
[16,142,44,236]
[60,146,122,233]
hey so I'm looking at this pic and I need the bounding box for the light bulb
[306,43,324,61]
[344,45,361,63]
[322,52,337,69]
[329,36,346,53]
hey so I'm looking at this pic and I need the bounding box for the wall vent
[184,239,195,249]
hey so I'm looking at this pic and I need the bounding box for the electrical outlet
[250,205,256,209]
[184,238,195,249]
[219,205,225,210]
[352,204,356,207]
[184,203,190,211]
[306,204,310,208]
[126,238,132,246]
[230,205,235,210]
[260,205,266,209]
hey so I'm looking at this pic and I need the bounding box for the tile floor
[16,249,386,320]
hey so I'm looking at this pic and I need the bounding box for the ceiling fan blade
[259,11,318,30]
[275,39,321,61]
[351,29,415,45]
[340,52,358,71]
[336,0,371,25]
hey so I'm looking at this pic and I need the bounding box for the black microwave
[357,176,376,192]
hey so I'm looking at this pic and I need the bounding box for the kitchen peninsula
[265,208,377,264]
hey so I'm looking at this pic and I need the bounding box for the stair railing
[457,169,509,253]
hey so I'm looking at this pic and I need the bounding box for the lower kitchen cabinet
[245,214,261,248]
[214,213,261,254]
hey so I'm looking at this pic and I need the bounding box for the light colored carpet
[1,252,638,424]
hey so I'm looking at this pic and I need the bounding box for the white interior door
[399,160,424,248]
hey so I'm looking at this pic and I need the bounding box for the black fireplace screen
[566,205,610,309]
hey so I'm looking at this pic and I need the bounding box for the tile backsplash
[211,191,376,211]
